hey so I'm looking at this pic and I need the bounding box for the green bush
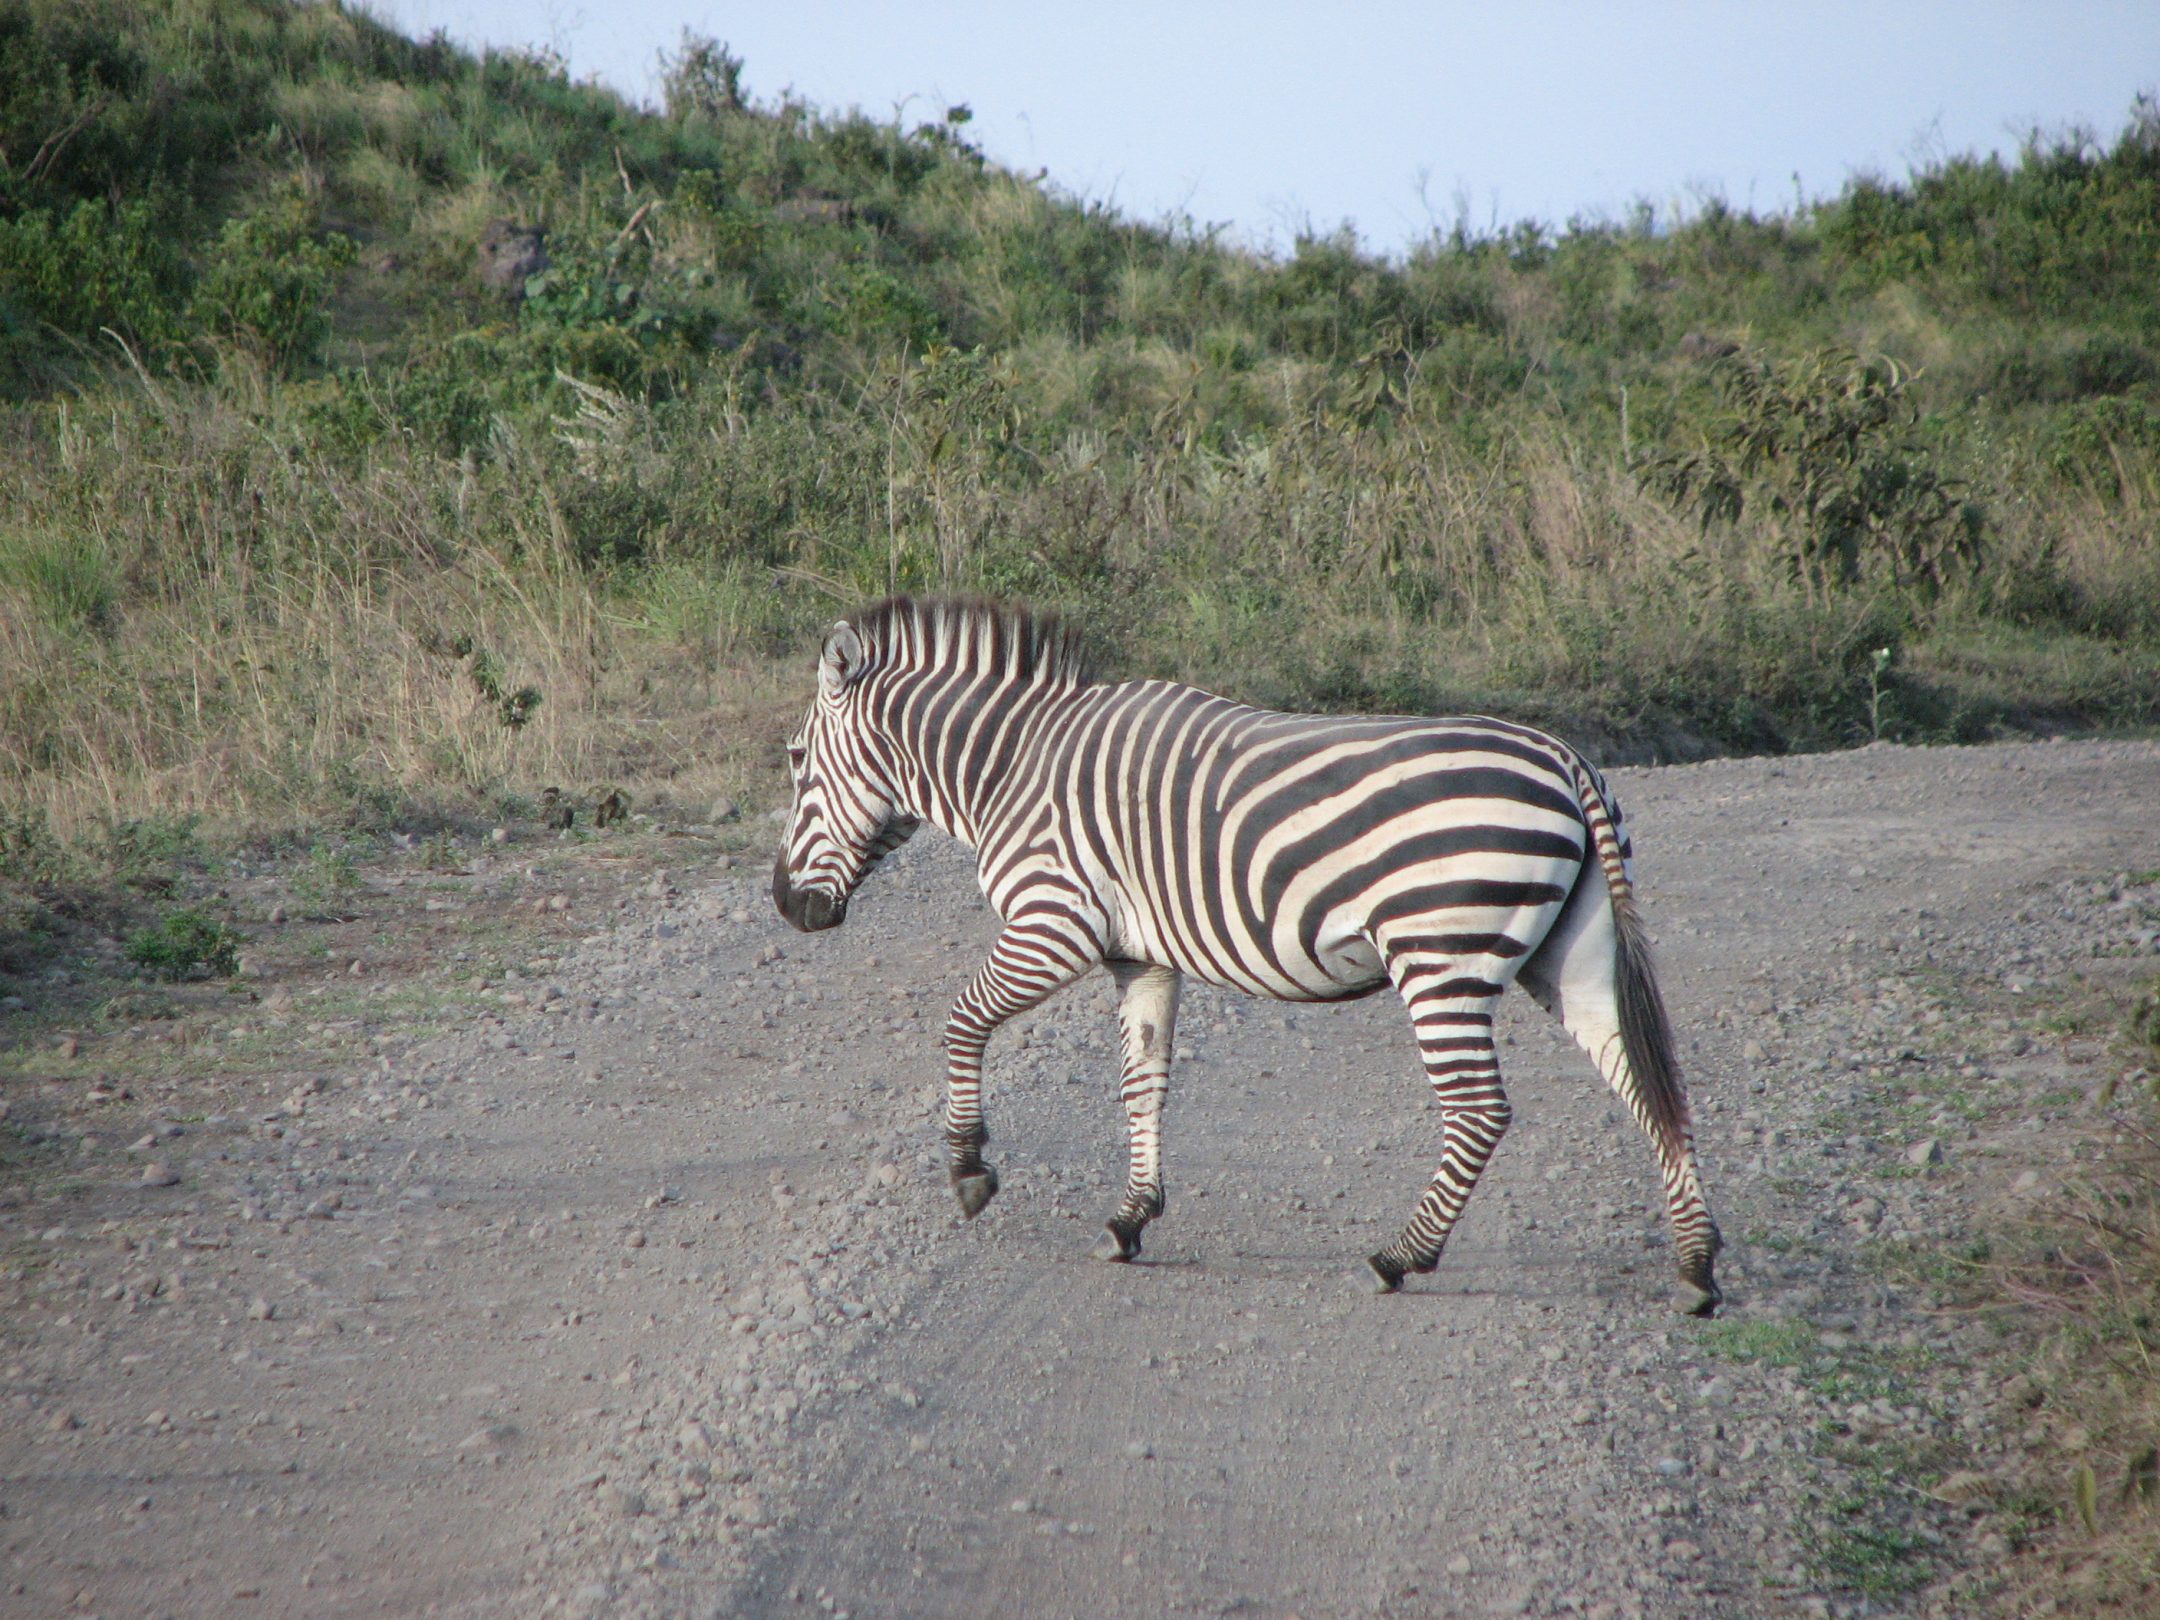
[288,842,359,920]
[125,907,244,979]
[0,196,184,352]
[2040,396,2160,490]
[1640,348,1985,589]
[189,193,357,371]
[0,806,71,884]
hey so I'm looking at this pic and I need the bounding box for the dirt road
[5,737,2157,1619]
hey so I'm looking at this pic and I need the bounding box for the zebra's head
[773,618,920,933]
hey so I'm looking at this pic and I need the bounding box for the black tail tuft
[1610,891,1691,1167]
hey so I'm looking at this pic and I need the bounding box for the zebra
[772,596,1723,1314]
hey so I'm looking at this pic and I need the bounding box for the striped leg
[1569,1007,1721,1313]
[1367,947,1512,1293]
[1519,878,1724,1314]
[1091,962,1181,1263]
[943,908,1102,1217]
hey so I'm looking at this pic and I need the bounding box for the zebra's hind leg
[1368,953,1512,1294]
[942,912,1103,1220]
[1519,874,1723,1316]
[1091,962,1180,1263]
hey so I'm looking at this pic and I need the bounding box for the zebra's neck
[873,667,1085,849]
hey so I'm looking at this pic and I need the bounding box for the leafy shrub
[661,33,746,121]
[522,242,666,336]
[1984,334,2159,405]
[293,371,390,453]
[0,806,71,884]
[383,333,506,455]
[190,193,357,371]
[1641,348,1984,589]
[125,907,244,979]
[0,195,183,351]
[2040,396,2160,491]
[825,261,941,348]
[92,814,202,882]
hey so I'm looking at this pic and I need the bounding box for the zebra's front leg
[1091,962,1181,1263]
[943,913,1102,1219]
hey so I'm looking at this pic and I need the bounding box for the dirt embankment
[3,737,2157,1619]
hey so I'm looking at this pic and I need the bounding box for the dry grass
[0,387,800,860]
[1989,1110,2160,1612]
[5,326,2159,878]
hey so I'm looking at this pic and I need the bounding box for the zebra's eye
[786,745,806,769]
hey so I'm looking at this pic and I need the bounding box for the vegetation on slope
[1,0,2157,864]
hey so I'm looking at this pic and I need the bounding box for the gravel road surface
[5,736,2156,1619]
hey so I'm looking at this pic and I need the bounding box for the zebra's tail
[1572,762,1692,1169]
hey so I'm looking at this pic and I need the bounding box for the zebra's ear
[819,620,867,698]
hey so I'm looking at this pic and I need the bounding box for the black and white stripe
[773,597,1722,1312]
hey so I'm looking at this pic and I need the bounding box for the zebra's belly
[1187,951,1389,1002]
[1114,907,1390,1002]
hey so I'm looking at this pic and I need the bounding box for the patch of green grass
[416,831,464,871]
[123,909,243,980]
[1799,1488,1933,1597]
[1872,1234,1993,1294]
[1700,1317,1821,1367]
[90,988,182,1024]
[1990,1483,2060,1550]
[1702,1316,1929,1408]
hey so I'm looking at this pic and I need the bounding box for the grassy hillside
[3,0,2159,870]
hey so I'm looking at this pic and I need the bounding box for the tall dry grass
[1991,1102,2160,1612]
[0,384,791,854]
[7,351,2157,873]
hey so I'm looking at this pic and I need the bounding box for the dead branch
[21,94,110,184]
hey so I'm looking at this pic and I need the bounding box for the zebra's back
[1018,683,1600,1001]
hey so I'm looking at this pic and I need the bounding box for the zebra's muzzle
[772,853,847,933]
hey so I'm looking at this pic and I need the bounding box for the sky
[367,1,2160,256]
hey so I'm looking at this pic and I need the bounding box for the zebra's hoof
[1091,1224,1140,1263]
[1364,1252,1405,1294]
[952,1167,1000,1219]
[1674,1256,1722,1317]
[1673,1279,1721,1318]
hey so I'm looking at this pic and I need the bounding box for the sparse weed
[417,830,464,870]
[2131,977,2160,1056]
[290,844,361,921]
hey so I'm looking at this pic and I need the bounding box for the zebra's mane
[850,595,1099,689]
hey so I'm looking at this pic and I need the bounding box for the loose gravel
[2,737,2155,1619]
